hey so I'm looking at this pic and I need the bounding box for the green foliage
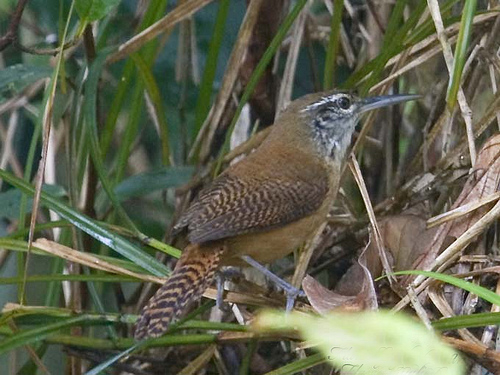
[0,64,52,103]
[447,0,478,108]
[0,169,170,276]
[114,166,194,200]
[392,270,500,307]
[0,0,496,373]
[75,0,121,23]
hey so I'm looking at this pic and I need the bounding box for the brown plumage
[134,243,224,339]
[134,91,420,339]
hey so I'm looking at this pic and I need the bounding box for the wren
[134,91,420,339]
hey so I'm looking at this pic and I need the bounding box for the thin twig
[0,0,29,51]
[107,0,214,64]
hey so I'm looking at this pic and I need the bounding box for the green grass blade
[84,343,142,375]
[4,220,70,239]
[100,0,168,157]
[392,270,500,306]
[0,316,89,355]
[215,0,308,173]
[100,60,135,156]
[433,312,500,331]
[323,0,344,89]
[194,0,231,133]
[131,53,171,165]
[0,274,137,284]
[405,0,459,45]
[264,353,325,375]
[341,0,427,90]
[83,49,140,233]
[0,169,169,277]
[446,0,477,109]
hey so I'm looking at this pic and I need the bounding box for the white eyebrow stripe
[301,94,338,112]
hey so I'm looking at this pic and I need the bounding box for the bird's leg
[215,268,241,312]
[240,255,305,311]
[215,273,227,311]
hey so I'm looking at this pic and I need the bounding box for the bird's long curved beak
[359,94,421,114]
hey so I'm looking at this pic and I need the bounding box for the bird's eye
[337,97,351,110]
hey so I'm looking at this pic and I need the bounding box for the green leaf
[75,0,121,22]
[254,310,465,375]
[0,169,169,277]
[114,166,194,200]
[0,185,65,219]
[0,189,32,219]
[0,64,52,102]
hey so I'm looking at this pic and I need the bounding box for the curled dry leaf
[303,247,378,314]
[413,134,500,273]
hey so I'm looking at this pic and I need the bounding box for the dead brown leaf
[303,247,378,314]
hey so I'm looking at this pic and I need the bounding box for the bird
[134,90,420,339]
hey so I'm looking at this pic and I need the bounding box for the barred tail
[134,243,224,340]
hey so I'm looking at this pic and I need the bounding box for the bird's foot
[215,268,241,312]
[240,255,305,311]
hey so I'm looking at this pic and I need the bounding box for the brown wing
[174,172,328,244]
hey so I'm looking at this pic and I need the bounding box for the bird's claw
[240,255,305,311]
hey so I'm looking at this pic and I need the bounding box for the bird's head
[281,91,420,161]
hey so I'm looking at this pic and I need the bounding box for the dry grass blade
[370,12,499,91]
[222,127,271,163]
[411,134,500,283]
[276,3,309,113]
[33,238,165,285]
[3,0,499,372]
[177,344,217,375]
[108,0,214,64]
[349,155,395,283]
[426,0,477,164]
[435,90,500,171]
[23,83,52,304]
[291,222,327,289]
[0,110,22,186]
[428,284,482,345]
[406,286,432,330]
[22,2,76,303]
[427,191,500,228]
[413,198,500,288]
[194,0,265,160]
